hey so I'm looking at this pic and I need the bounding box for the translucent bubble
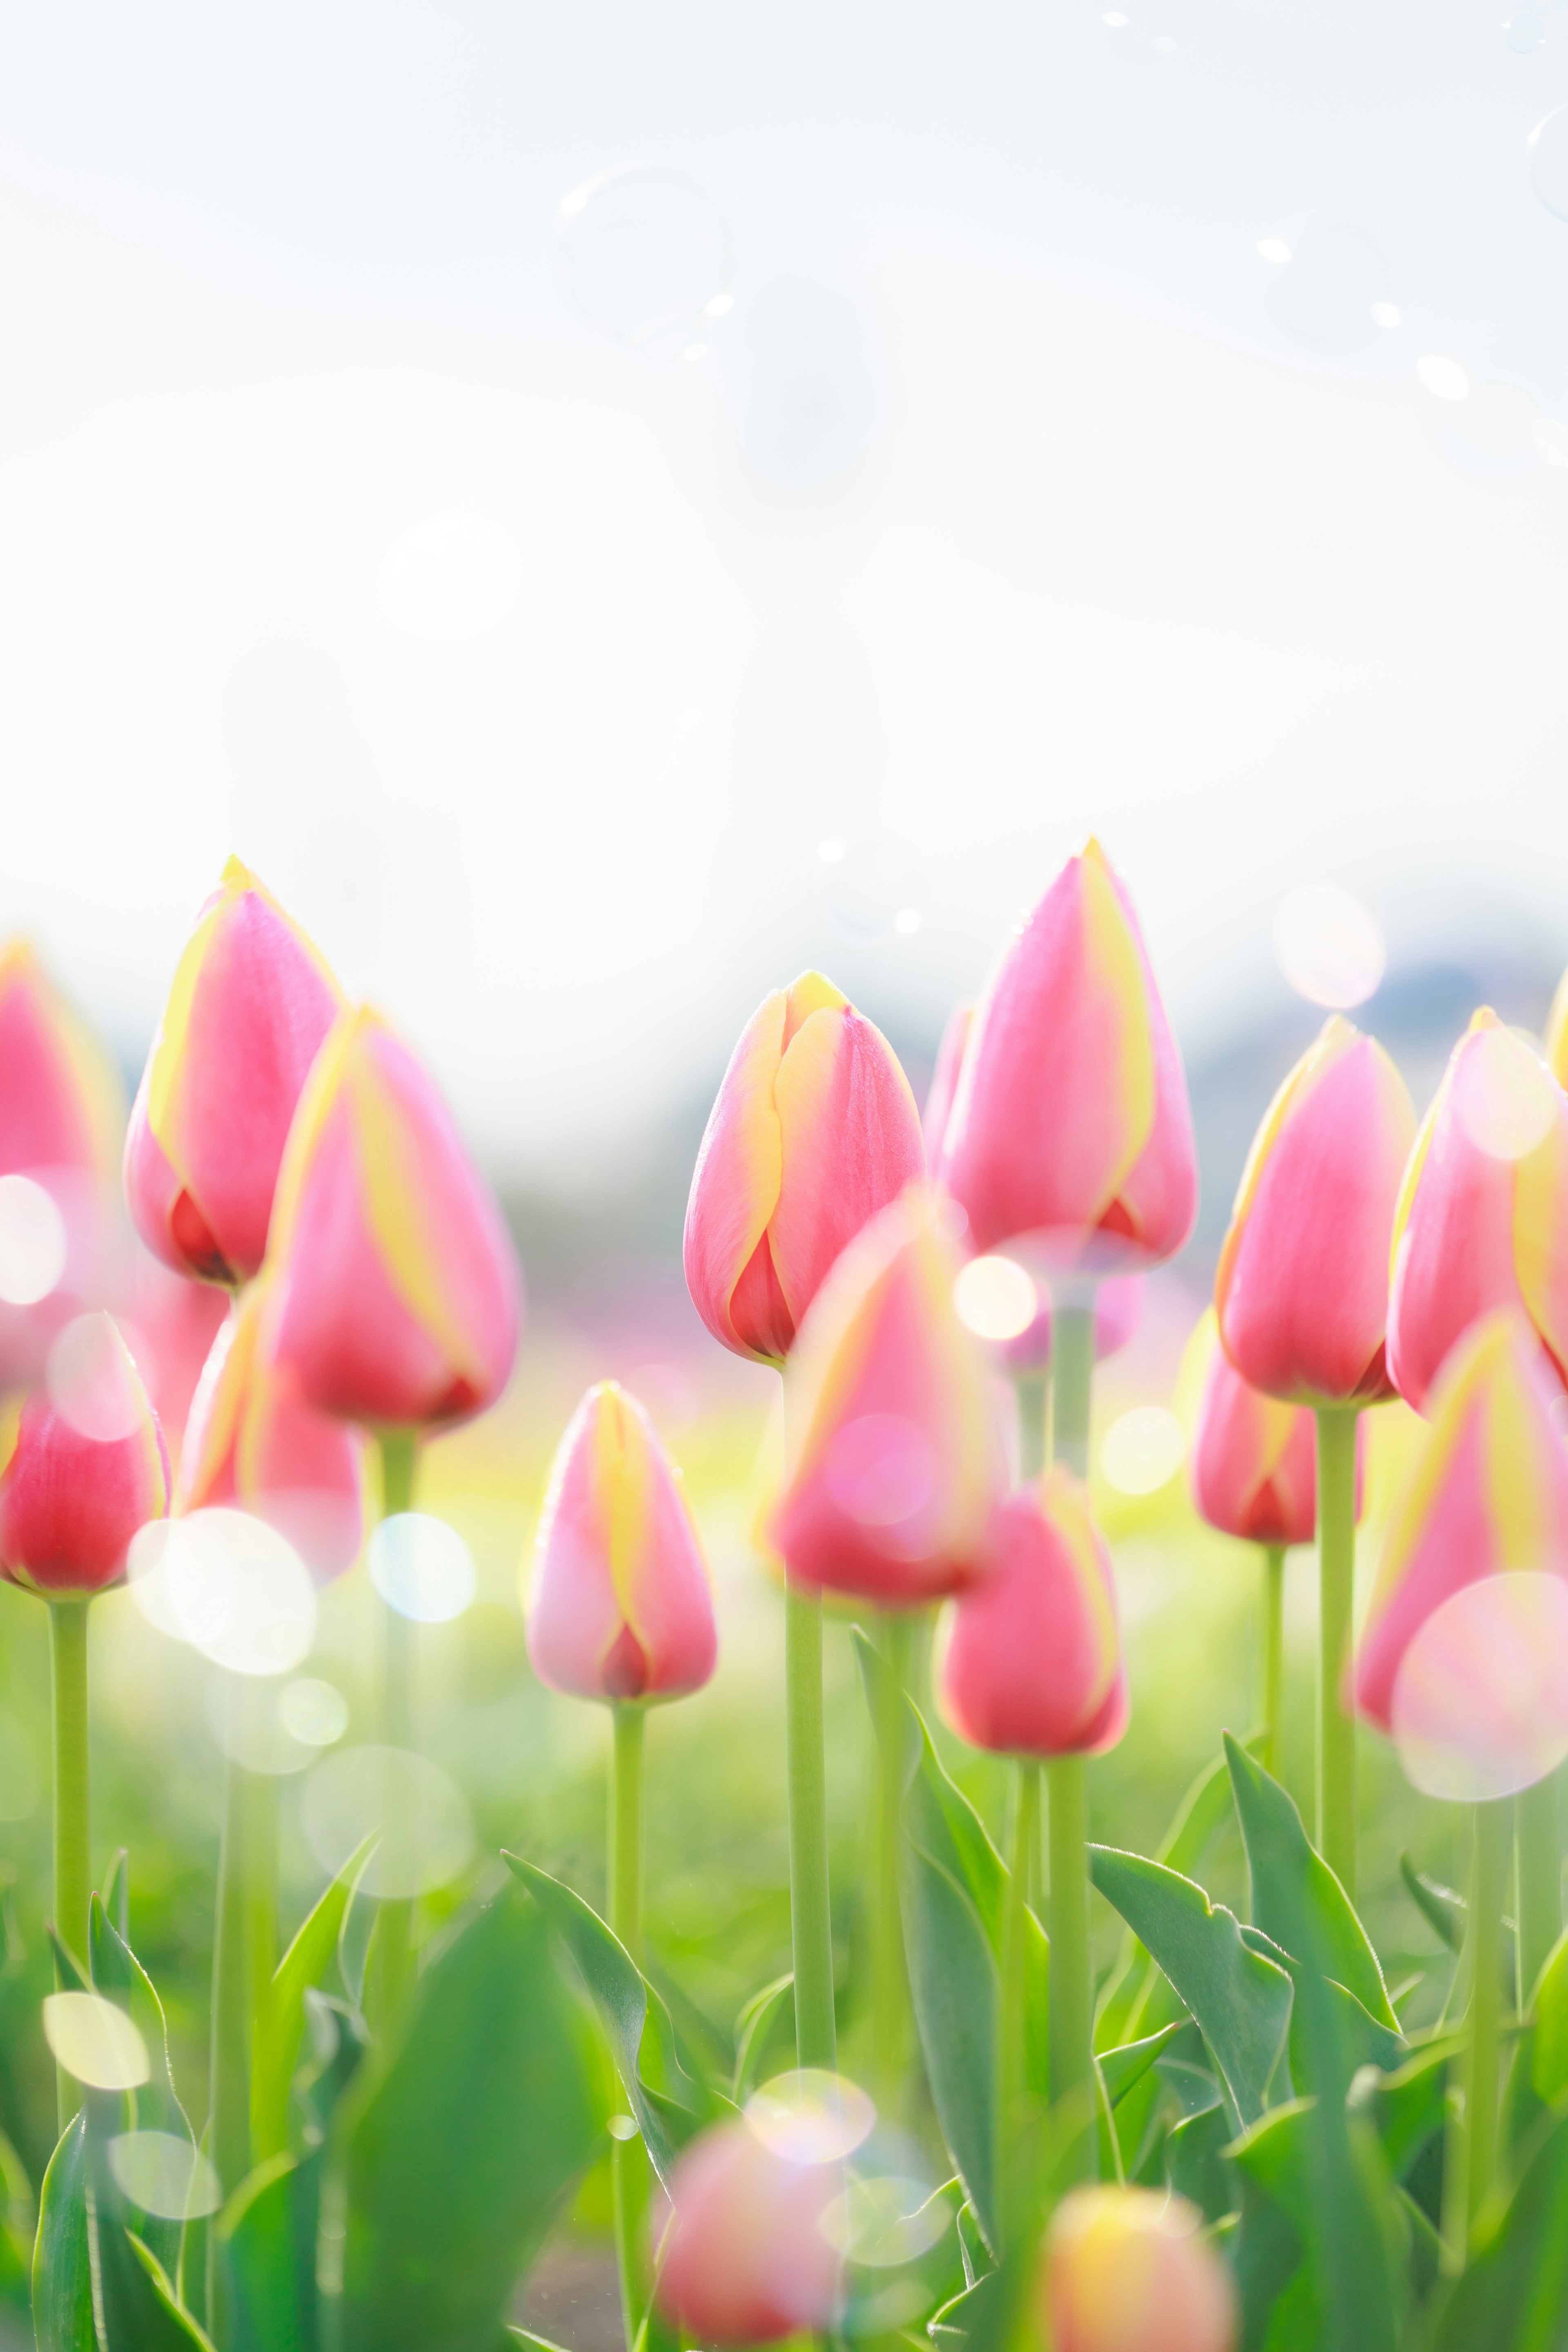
[300,1744,474,1899]
[0,1709,40,1822]
[377,514,522,644]
[1265,224,1399,355]
[43,1993,150,2090]
[1530,105,1568,218]
[1371,301,1402,330]
[0,1175,67,1306]
[1103,9,1129,24]
[368,1513,477,1624]
[1392,1573,1568,1803]
[108,2132,222,2221]
[823,1416,938,1544]
[953,1256,1038,1343]
[1532,418,1568,467]
[746,2071,876,2163]
[1506,8,1546,50]
[128,1511,316,1677]
[559,167,728,341]
[281,1677,349,1748]
[1100,1407,1185,1497]
[1256,238,1291,265]
[1272,884,1385,1009]
[1454,1027,1558,1162]
[47,1314,145,1442]
[606,2113,639,2143]
[817,832,926,942]
[1417,354,1470,403]
[205,1676,316,1777]
[821,2175,949,2267]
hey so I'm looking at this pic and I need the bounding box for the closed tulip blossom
[937,840,1196,1271]
[773,1189,1004,1607]
[179,1287,365,1581]
[655,2117,841,2346]
[1387,1009,1568,1415]
[1188,1309,1336,1551]
[263,1006,521,1433]
[527,1381,716,1704]
[0,1315,169,1597]
[1041,2186,1237,2352]
[685,972,925,1366]
[939,1472,1127,1758]
[125,858,343,1287]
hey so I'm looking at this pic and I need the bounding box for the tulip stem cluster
[46,1598,90,2128]
[1314,1406,1360,1898]
[1515,1772,1561,2006]
[1261,1544,1285,1782]
[608,1703,650,2349]
[1444,1797,1512,2267]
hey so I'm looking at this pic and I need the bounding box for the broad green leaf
[336,1885,599,2352]
[731,1973,793,2103]
[902,1845,998,2251]
[1232,2168,1304,2352]
[855,1631,1006,1945]
[88,1896,193,2140]
[1225,1736,1396,2028]
[214,2154,310,2352]
[1088,1847,1292,2125]
[1529,1925,1568,2103]
[47,1925,89,1993]
[1400,1853,1465,1954]
[503,1854,722,2187]
[32,2114,94,2352]
[1228,2096,1402,2352]
[254,1833,378,2163]
[1347,2038,1457,2184]
[1166,2101,1235,2222]
[122,2235,217,2348]
[101,1849,129,1944]
[1435,2105,1568,2350]
[1239,1928,1404,2096]
[1098,2021,1183,2108]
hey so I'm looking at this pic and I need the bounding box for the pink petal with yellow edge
[0,1320,169,1596]
[1101,860,1198,1264]
[0,943,124,1180]
[177,1300,250,1512]
[528,1388,632,1699]
[1546,963,1568,1089]
[683,990,788,1359]
[922,1000,974,1160]
[1513,1111,1568,1388]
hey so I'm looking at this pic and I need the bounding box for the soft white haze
[3,1,1568,1182]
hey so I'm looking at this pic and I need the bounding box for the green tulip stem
[1516,1771,1561,2009]
[1015,1370,1049,1482]
[998,1755,1040,2206]
[209,1707,273,2205]
[785,1579,837,2071]
[1050,1303,1095,1482]
[1261,1545,1286,1782]
[48,1599,91,2131]
[1046,1290,1098,2178]
[375,1430,419,2029]
[870,1610,913,2109]
[608,1703,650,2352]
[1314,1406,1359,1898]
[1443,1796,1511,2269]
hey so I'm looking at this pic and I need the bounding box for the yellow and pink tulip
[0,1314,169,1597]
[1187,1308,1358,1550]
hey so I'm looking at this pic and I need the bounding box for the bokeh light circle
[1272,884,1385,1009]
[368,1513,477,1624]
[127,1510,316,1677]
[43,1993,149,2090]
[820,2175,949,2267]
[1101,1407,1185,1496]
[953,1256,1038,1343]
[300,1744,475,1899]
[1453,1027,1558,1163]
[746,2070,877,2163]
[281,1677,350,1748]
[559,167,728,340]
[108,2132,223,2221]
[1530,106,1568,220]
[1391,1573,1568,1804]
[46,1314,144,1442]
[0,1175,67,1306]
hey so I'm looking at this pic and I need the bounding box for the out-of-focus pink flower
[1041,2186,1238,2352]
[922,1000,974,1161]
[0,1316,169,1596]
[120,1249,231,1452]
[179,1288,364,1581]
[1185,1309,1362,1548]
[655,2118,841,2346]
[1547,964,1568,1091]
[526,1380,716,1703]
[1354,1310,1568,1736]
[1000,1272,1144,1379]
[1387,1009,1568,1415]
[263,1007,521,1432]
[773,1188,1004,1606]
[938,1472,1127,1757]
[937,841,1196,1271]
[1215,1016,1415,1405]
[685,972,924,1365]
[124,858,342,1285]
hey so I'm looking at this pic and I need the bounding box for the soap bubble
[0,1176,67,1306]
[1454,1027,1559,1162]
[1392,1573,1568,1803]
[377,514,522,644]
[1272,884,1385,1009]
[108,2132,222,2221]
[1265,223,1399,355]
[746,2071,876,2163]
[127,1511,316,1677]
[368,1513,476,1624]
[1101,1407,1185,1497]
[821,2174,950,2266]
[1417,354,1470,403]
[43,1993,149,2090]
[817,832,926,942]
[953,1256,1038,1343]
[559,167,728,341]
[47,1314,145,1442]
[1529,106,1568,219]
[301,1744,474,1899]
[281,1677,349,1748]
[1507,9,1546,50]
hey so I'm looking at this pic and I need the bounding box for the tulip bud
[527,1381,717,1703]
[1215,1015,1416,1405]
[0,1315,169,1595]
[938,1472,1127,1757]
[685,973,925,1365]
[1354,1311,1568,1742]
[1040,2185,1238,2352]
[1185,1308,1361,1548]
[1000,1272,1143,1380]
[655,2117,841,2345]
[263,1006,521,1432]
[179,1288,365,1581]
[124,859,343,1286]
[937,841,1197,1270]
[922,999,974,1160]
[773,1188,1004,1605]
[1387,1009,1568,1415]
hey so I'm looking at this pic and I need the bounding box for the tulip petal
[0,943,123,1181]
[684,991,788,1359]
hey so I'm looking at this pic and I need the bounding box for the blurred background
[1,1,1567,2337]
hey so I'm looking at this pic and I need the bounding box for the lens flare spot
[746,2071,876,2163]
[0,1176,67,1306]
[281,1677,350,1748]
[820,2175,948,2267]
[368,1513,477,1624]
[954,1256,1038,1342]
[43,1993,149,2090]
[46,1314,144,1443]
[1454,1027,1559,1163]
[127,1511,316,1677]
[108,2132,223,2221]
[301,1744,475,1900]
[1392,1573,1568,1804]
[1101,1407,1185,1496]
[1417,354,1470,403]
[1272,884,1385,1010]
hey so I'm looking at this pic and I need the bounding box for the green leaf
[1435,2105,1568,2350]
[1166,2101,1236,2223]
[731,1973,793,2103]
[900,1845,998,2253]
[254,1833,378,2163]
[214,2153,311,2352]
[336,1884,599,2352]
[48,1925,89,1993]
[32,2114,94,2352]
[101,1849,129,1944]
[1098,2022,1183,2109]
[1400,1853,1465,1954]
[1347,2038,1458,2186]
[1239,1928,1404,2097]
[1088,1846,1292,2126]
[502,1854,721,2188]
[1225,1736,1397,2029]
[1232,2167,1305,2352]
[1529,1925,1568,2103]
[1227,2097,1402,2352]
[854,1630,1007,1946]
[122,2235,218,2348]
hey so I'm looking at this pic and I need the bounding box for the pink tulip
[263,1007,521,1432]
[685,972,925,1365]
[655,2118,841,2345]
[0,1316,169,1595]
[1187,1309,1361,1548]
[1547,963,1568,1090]
[1353,1310,1568,1736]
[1041,2186,1238,2352]
[922,999,974,1160]
[937,841,1196,1270]
[124,858,342,1285]
[1387,1009,1568,1415]
[1001,1271,1144,1379]
[939,1472,1127,1757]
[0,942,122,1186]
[527,1381,717,1703]
[179,1288,364,1580]
[118,1249,232,1456]
[772,1188,1004,1606]
[1215,1016,1416,1405]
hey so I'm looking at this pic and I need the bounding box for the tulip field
[0,846,1567,2352]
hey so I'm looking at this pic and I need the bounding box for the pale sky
[3,0,1568,1184]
